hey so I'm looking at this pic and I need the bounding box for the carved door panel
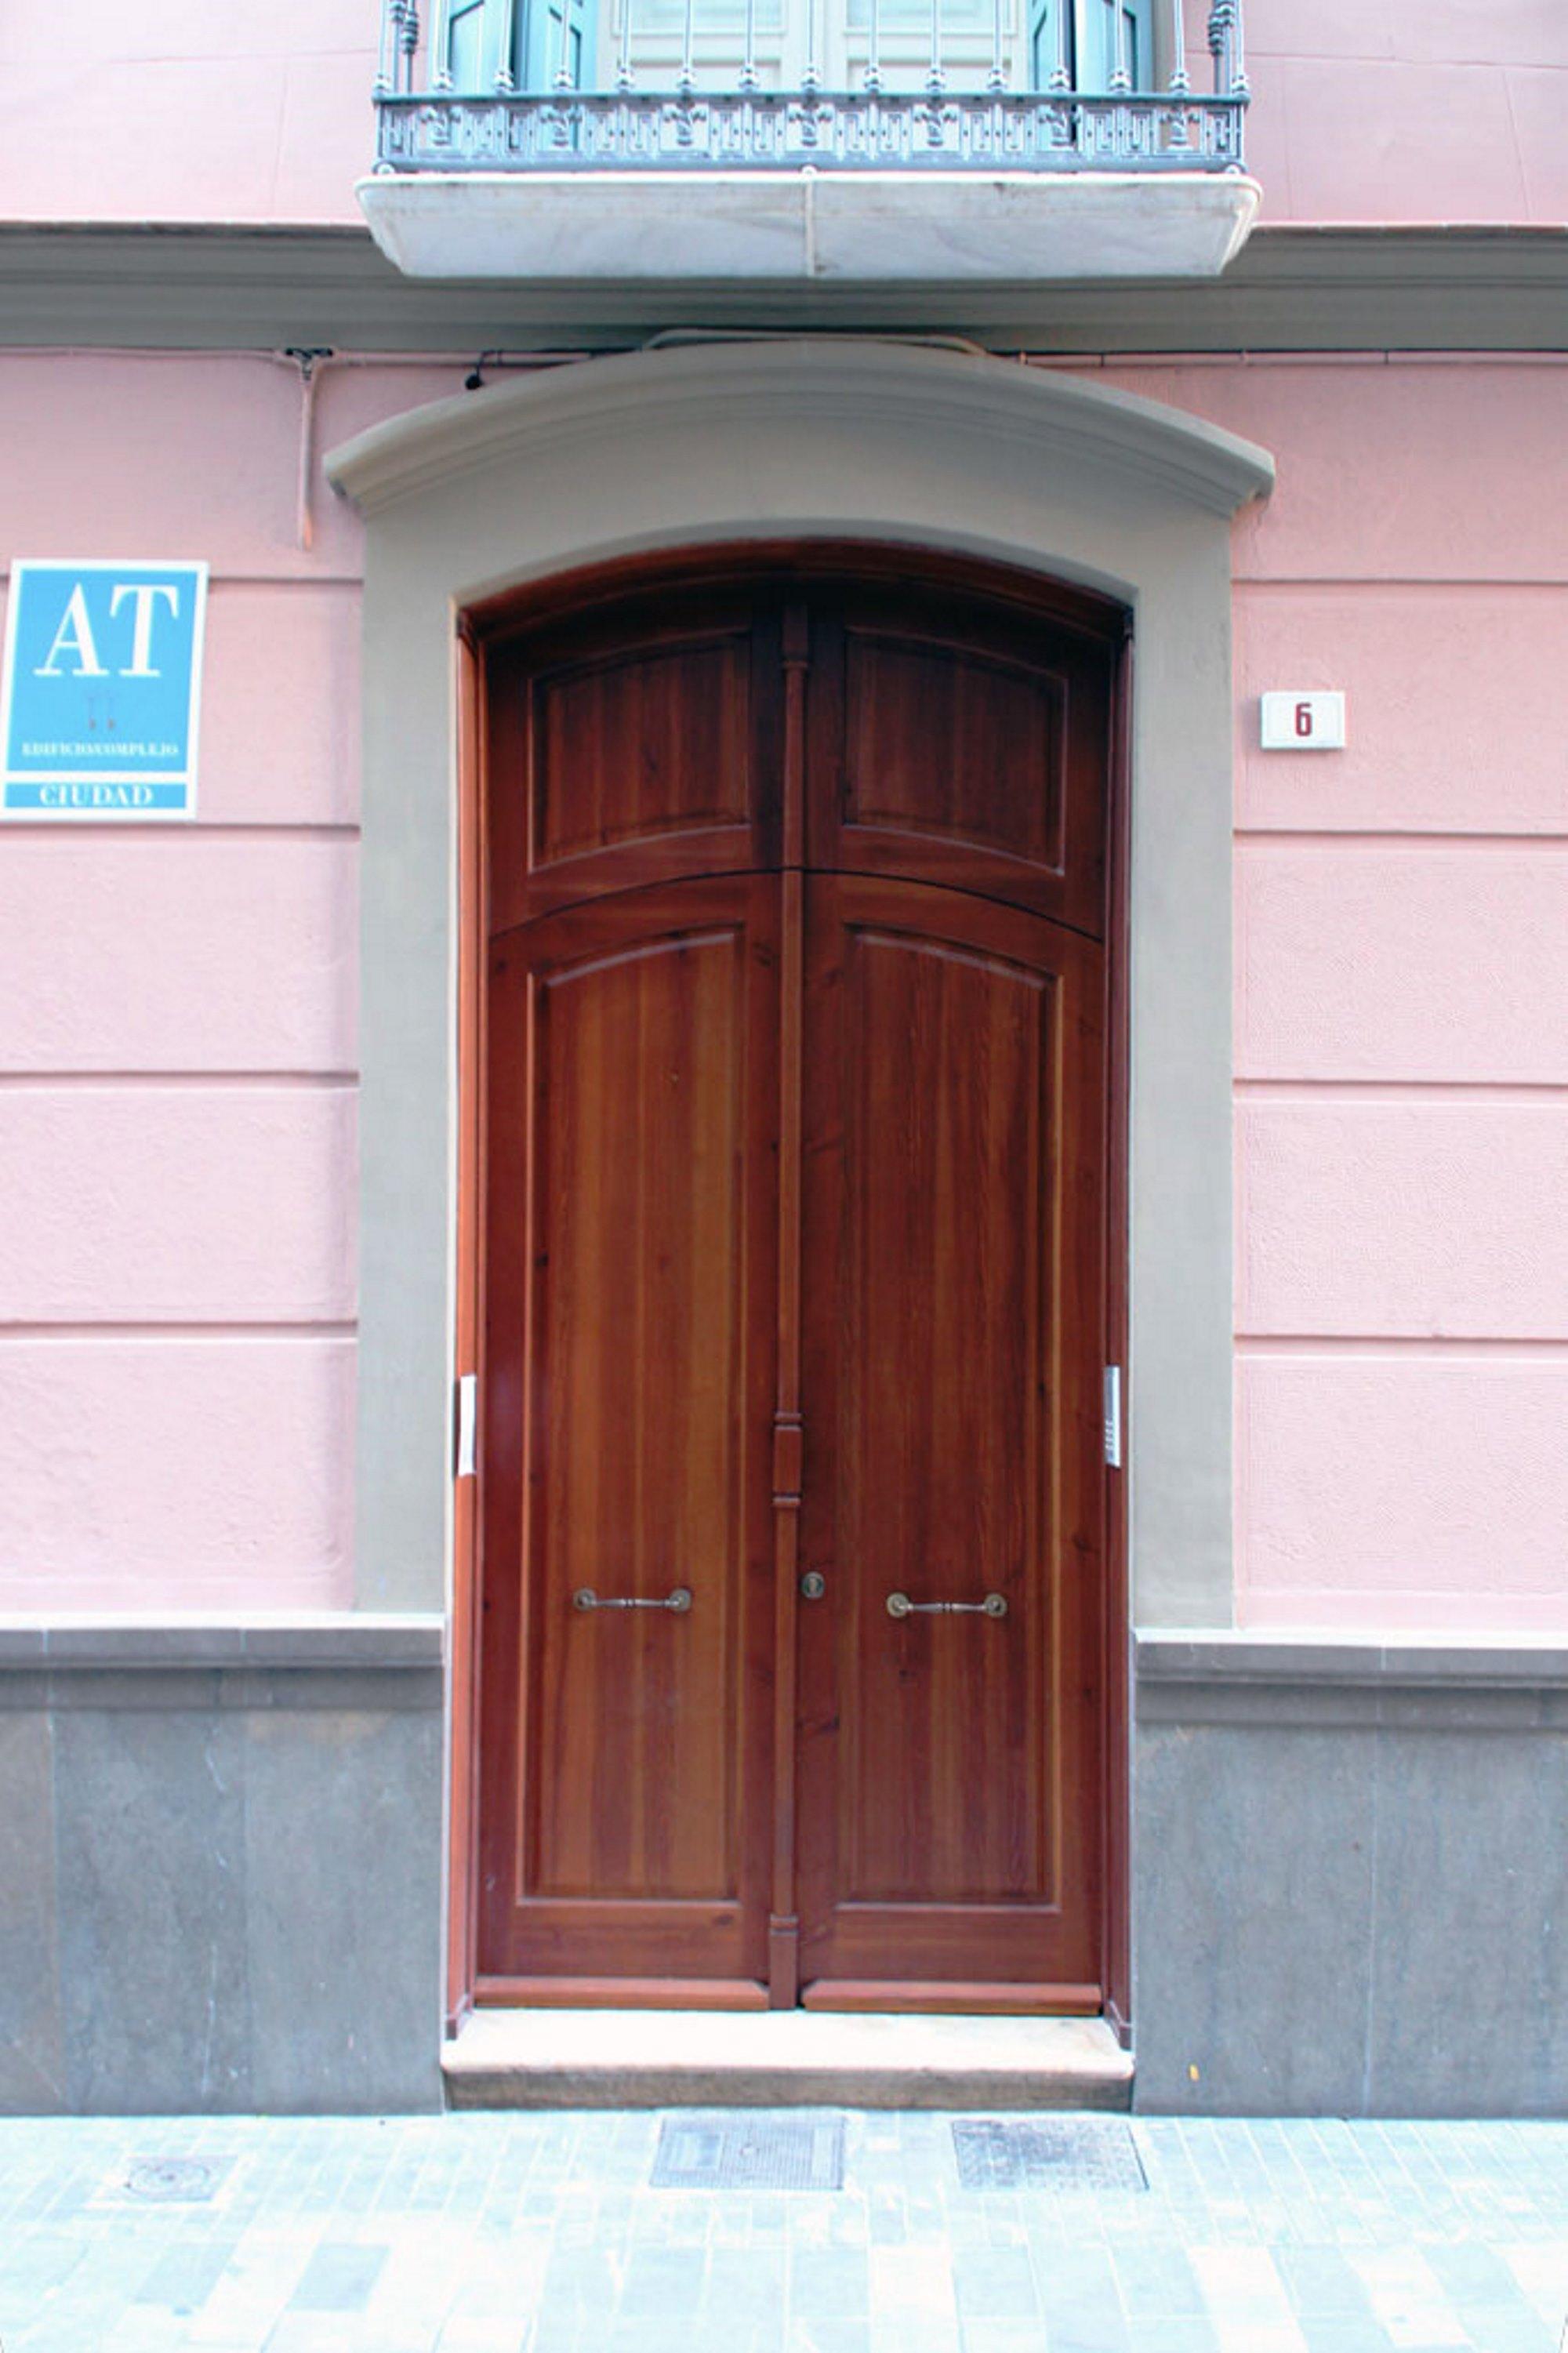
[477,876,781,1992]
[794,875,1106,2005]
[804,579,1112,932]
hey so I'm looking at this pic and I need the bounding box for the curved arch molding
[326,337,1273,1631]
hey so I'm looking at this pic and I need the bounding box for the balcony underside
[358,164,1260,281]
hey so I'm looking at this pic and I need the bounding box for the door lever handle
[887,1591,1007,1620]
[573,1586,693,1614]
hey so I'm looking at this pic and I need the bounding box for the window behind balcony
[1032,0,1155,90]
[437,0,1158,93]
[441,0,591,89]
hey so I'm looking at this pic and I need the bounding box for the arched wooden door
[474,554,1120,2011]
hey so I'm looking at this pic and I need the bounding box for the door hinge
[1103,1366,1123,1469]
[455,1372,478,1480]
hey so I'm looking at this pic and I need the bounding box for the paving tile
[1496,2244,1568,2322]
[1110,2328,1220,2353]
[261,2321,376,2353]
[786,2326,873,2353]
[1112,2245,1205,2318]
[133,2236,242,2315]
[1210,2327,1308,2353]
[868,2326,960,2353]
[950,2248,1038,2320]
[102,2315,194,2353]
[0,2234,88,2298]
[434,2324,532,2353]
[1040,2319,1134,2353]
[1276,2249,1381,2317]
[706,2246,787,2319]
[598,2324,723,2353]
[619,2246,709,2316]
[956,2328,1065,2353]
[183,2227,311,2345]
[1455,2311,1559,2353]
[1296,2323,1396,2353]
[868,2245,955,2322]
[790,2248,873,2317]
[1031,2246,1121,2306]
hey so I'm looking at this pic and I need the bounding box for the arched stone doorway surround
[326,338,1272,2026]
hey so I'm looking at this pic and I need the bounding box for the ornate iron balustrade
[372,0,1248,173]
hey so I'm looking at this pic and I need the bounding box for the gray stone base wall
[9,1617,1566,2117]
[0,1620,446,2115]
[1132,1635,1568,2117]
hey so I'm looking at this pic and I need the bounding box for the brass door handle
[573,1586,692,1614]
[887,1591,1007,1620]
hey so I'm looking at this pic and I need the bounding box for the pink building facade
[1,0,1565,2113]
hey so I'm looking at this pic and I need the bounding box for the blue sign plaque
[2,560,208,819]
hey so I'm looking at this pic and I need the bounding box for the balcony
[358,0,1257,283]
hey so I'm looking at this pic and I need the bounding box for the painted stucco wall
[0,354,448,1610]
[1239,0,1568,224]
[1,350,1565,1631]
[0,1,1563,227]
[1094,355,1568,1631]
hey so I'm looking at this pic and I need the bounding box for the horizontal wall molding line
[194,576,369,592]
[0,1321,358,1342]
[0,1072,360,1090]
[1236,577,1568,594]
[0,1617,443,1712]
[1102,353,1568,370]
[1235,1079,1568,1102]
[0,570,368,593]
[0,1614,440,1658]
[2,224,1566,353]
[0,824,362,844]
[1236,1334,1568,1358]
[1137,1630,1568,1730]
[203,576,367,594]
[1235,830,1568,850]
[1234,574,1568,589]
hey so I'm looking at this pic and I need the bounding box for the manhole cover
[652,2113,845,2190]
[951,2118,1147,2192]
[123,2157,223,2203]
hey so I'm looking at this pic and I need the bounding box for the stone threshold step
[443,2007,1133,2111]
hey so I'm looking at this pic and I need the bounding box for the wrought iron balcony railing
[372,0,1248,174]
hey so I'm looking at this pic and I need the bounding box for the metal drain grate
[951,2118,1148,2193]
[652,2112,845,2190]
[122,2157,226,2203]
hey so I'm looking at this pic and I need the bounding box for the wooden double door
[475,556,1120,2011]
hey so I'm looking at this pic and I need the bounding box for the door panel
[477,877,779,1984]
[485,586,783,931]
[532,636,753,873]
[842,630,1066,876]
[796,875,1105,2001]
[806,582,1113,938]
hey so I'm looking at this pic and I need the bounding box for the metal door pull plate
[887,1591,1007,1619]
[573,1586,693,1613]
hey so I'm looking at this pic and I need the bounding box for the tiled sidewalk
[2,2110,1566,2353]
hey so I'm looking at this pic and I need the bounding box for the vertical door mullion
[767,599,810,2010]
